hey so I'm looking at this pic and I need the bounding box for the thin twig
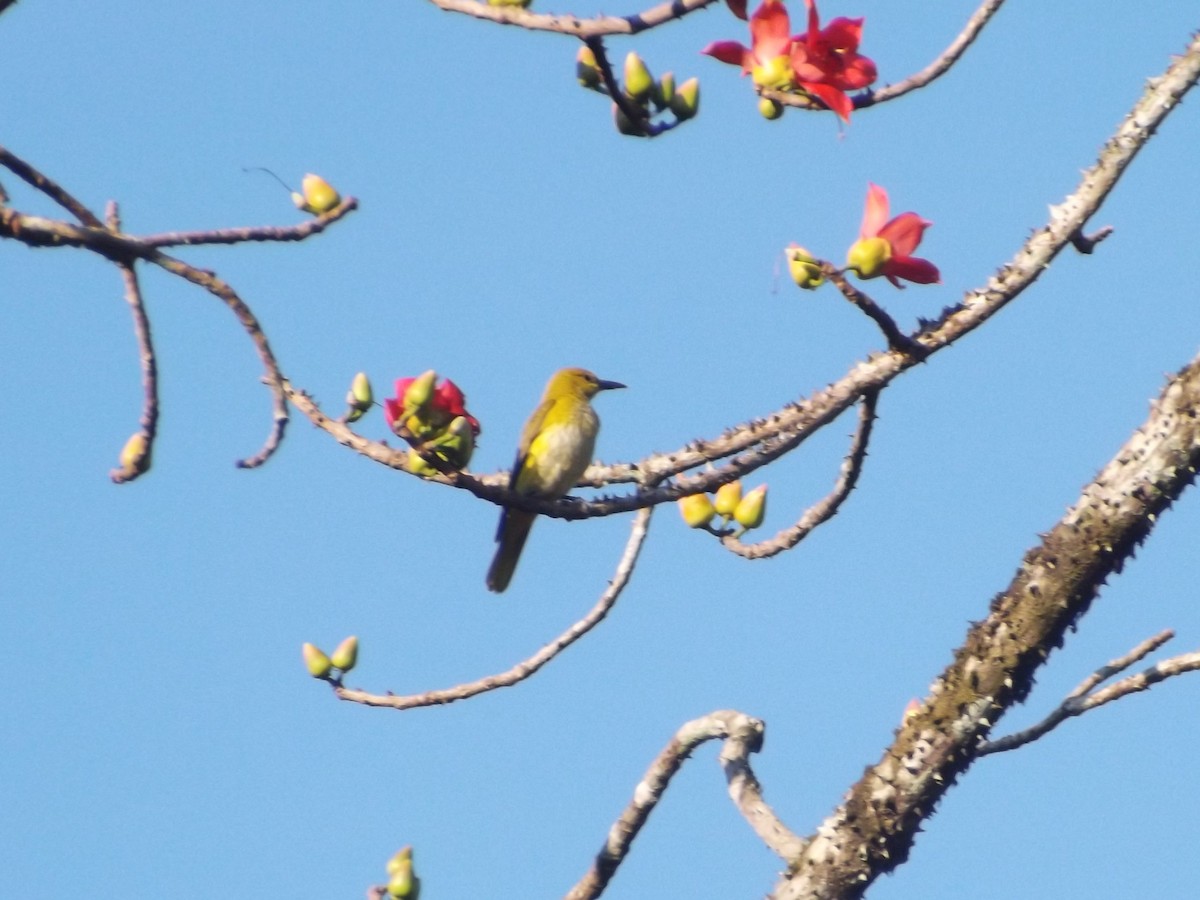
[978,630,1200,755]
[144,250,289,468]
[0,144,103,226]
[566,710,801,900]
[140,198,358,247]
[105,202,160,485]
[1070,225,1114,254]
[722,389,877,559]
[823,265,927,356]
[424,0,716,37]
[334,507,653,711]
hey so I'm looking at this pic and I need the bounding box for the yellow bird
[486,367,625,593]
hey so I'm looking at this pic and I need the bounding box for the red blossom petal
[750,0,793,61]
[383,397,402,429]
[879,212,932,257]
[860,183,890,238]
[820,17,864,52]
[725,0,748,20]
[838,54,877,89]
[884,256,941,288]
[790,42,826,82]
[702,40,752,71]
[803,0,820,43]
[800,80,853,121]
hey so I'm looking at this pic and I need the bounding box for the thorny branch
[771,339,1200,898]
[333,507,653,711]
[566,710,802,900]
[273,33,1200,526]
[978,630,1200,756]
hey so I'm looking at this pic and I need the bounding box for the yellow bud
[345,372,373,422]
[408,447,440,478]
[387,847,419,898]
[299,173,340,214]
[758,96,784,120]
[403,370,437,419]
[787,245,824,290]
[118,432,150,473]
[669,77,700,121]
[576,46,602,89]
[846,236,892,279]
[430,415,475,471]
[678,493,716,528]
[330,635,359,672]
[623,51,654,102]
[302,642,333,679]
[612,104,645,137]
[713,480,742,519]
[733,484,767,530]
[654,71,675,111]
[751,56,795,91]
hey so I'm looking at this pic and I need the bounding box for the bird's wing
[494,395,556,543]
[510,395,556,493]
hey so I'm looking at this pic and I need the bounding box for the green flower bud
[612,104,645,137]
[713,480,742,520]
[654,71,675,111]
[623,52,654,102]
[297,174,340,215]
[758,96,784,120]
[118,432,150,474]
[302,642,333,679]
[846,236,892,279]
[576,46,602,90]
[345,372,374,422]
[403,370,437,420]
[387,847,420,899]
[787,245,824,290]
[669,77,700,121]
[330,636,359,672]
[733,484,768,531]
[430,415,475,471]
[678,493,716,528]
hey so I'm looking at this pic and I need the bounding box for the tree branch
[721,389,877,559]
[978,630,1200,755]
[772,340,1200,898]
[423,0,716,37]
[333,507,653,711]
[566,709,802,900]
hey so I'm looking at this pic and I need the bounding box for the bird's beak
[597,379,626,392]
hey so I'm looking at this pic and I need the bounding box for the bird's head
[548,367,626,400]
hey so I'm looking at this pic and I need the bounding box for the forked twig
[979,630,1200,755]
[566,710,801,900]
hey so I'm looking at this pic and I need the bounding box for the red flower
[847,183,940,288]
[702,0,797,91]
[383,375,480,436]
[789,0,877,121]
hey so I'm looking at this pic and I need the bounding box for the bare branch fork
[0,144,359,468]
[566,709,802,900]
[979,630,1200,756]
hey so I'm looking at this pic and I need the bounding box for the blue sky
[3,1,1200,898]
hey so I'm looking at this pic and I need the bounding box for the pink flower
[847,184,940,288]
[383,375,480,436]
[702,0,797,91]
[789,0,877,121]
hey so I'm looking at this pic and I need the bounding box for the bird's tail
[486,508,536,593]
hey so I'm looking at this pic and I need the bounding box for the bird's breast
[523,408,599,496]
